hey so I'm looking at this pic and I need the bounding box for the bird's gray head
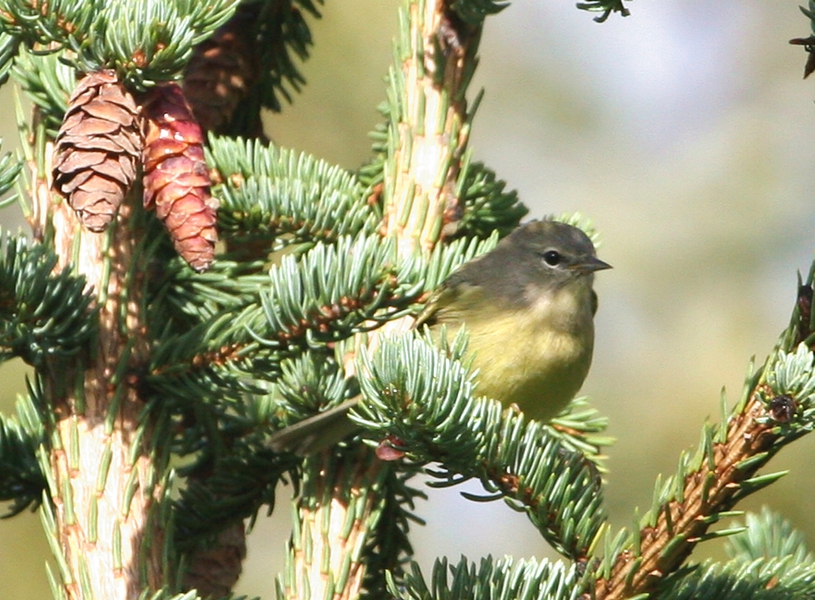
[509,220,611,280]
[450,219,611,309]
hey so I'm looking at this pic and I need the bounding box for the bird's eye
[542,250,562,266]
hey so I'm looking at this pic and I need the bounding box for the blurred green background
[3,1,815,598]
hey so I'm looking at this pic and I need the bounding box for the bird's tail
[267,398,362,455]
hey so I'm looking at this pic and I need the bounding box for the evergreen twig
[0,232,95,366]
[575,0,630,22]
[354,331,608,559]
[0,396,46,517]
[391,555,586,600]
[595,268,815,599]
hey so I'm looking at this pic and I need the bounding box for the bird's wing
[414,280,483,328]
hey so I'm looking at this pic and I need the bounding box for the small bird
[269,219,611,453]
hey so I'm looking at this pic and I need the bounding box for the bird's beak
[572,256,612,273]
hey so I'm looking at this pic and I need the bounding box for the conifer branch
[391,555,585,600]
[595,393,785,598]
[656,512,815,600]
[594,271,815,599]
[147,256,271,329]
[791,0,815,79]
[575,0,630,23]
[657,557,815,599]
[135,591,201,600]
[146,233,496,409]
[206,138,380,253]
[0,145,21,201]
[281,447,391,600]
[172,444,299,551]
[25,129,169,598]
[1,0,239,89]
[0,0,97,47]
[353,331,608,560]
[0,232,95,366]
[12,50,73,136]
[75,0,238,89]
[453,159,528,238]
[725,507,812,563]
[0,397,46,516]
[383,0,484,253]
[548,397,612,468]
[174,442,297,598]
[0,30,17,86]
[266,349,359,429]
[361,465,426,597]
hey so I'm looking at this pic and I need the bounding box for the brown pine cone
[53,70,142,232]
[182,521,247,598]
[142,83,218,272]
[182,3,259,135]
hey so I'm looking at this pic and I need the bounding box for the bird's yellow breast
[441,280,596,421]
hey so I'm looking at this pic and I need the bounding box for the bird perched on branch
[269,219,611,454]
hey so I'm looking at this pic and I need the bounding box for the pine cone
[182,521,246,597]
[142,83,218,272]
[182,3,259,135]
[53,70,142,232]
